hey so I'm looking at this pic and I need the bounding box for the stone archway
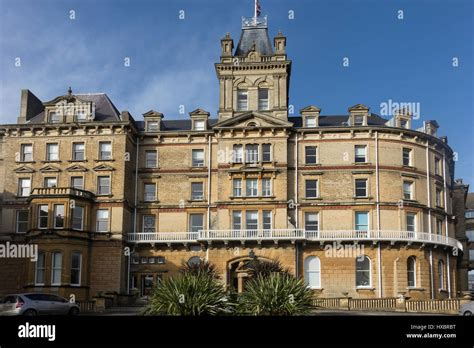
[227,255,275,293]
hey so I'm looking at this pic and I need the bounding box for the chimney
[17,89,44,124]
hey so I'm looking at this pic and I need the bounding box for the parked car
[459,301,474,316]
[0,293,80,316]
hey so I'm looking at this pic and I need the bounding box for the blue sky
[0,0,472,185]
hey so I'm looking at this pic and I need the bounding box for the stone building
[0,14,466,302]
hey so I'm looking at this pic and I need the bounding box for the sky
[0,0,473,185]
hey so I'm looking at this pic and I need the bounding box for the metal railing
[125,229,462,250]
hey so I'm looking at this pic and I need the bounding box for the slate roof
[235,27,273,56]
[27,93,121,124]
[134,114,388,131]
[289,114,388,127]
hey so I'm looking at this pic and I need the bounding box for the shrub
[143,272,229,316]
[246,259,290,278]
[238,272,314,316]
[180,259,219,279]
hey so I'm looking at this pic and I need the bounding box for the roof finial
[68,86,72,96]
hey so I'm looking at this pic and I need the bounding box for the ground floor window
[355,255,371,288]
[35,251,45,285]
[407,256,416,287]
[304,256,321,289]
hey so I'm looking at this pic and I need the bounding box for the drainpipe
[295,132,299,228]
[128,136,139,295]
[207,134,211,231]
[295,132,299,278]
[426,142,434,299]
[375,131,382,297]
[442,154,451,298]
[206,134,212,262]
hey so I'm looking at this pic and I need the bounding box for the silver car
[0,293,80,316]
[459,301,474,316]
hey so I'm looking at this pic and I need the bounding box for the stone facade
[0,14,466,302]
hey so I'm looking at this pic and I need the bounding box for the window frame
[191,182,204,201]
[96,209,110,232]
[143,215,156,232]
[232,178,242,197]
[18,178,31,197]
[20,144,33,162]
[53,204,65,229]
[143,183,157,202]
[99,141,112,160]
[191,149,205,167]
[407,256,417,288]
[355,178,368,198]
[72,206,84,231]
[402,147,412,166]
[304,256,321,289]
[145,150,158,168]
[258,88,269,111]
[246,178,258,197]
[46,143,59,161]
[38,204,49,229]
[16,210,29,233]
[70,252,82,286]
[236,89,248,111]
[72,142,85,161]
[305,179,318,198]
[305,146,317,165]
[51,251,63,286]
[262,178,272,197]
[403,180,413,200]
[97,176,111,195]
[35,251,45,286]
[355,255,372,288]
[354,145,367,163]
[71,176,84,190]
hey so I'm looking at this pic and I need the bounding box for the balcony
[200,229,305,242]
[30,187,94,200]
[125,229,463,250]
[126,232,199,244]
[305,230,463,251]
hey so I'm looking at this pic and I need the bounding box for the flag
[255,0,261,17]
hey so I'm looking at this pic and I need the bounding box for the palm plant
[179,259,219,279]
[237,272,314,316]
[143,272,230,316]
[246,259,290,278]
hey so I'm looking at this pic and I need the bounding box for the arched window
[355,255,371,287]
[304,256,321,289]
[188,256,201,266]
[438,260,445,290]
[407,256,416,287]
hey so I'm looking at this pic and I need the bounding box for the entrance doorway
[140,275,154,297]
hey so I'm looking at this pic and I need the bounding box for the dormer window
[194,120,206,131]
[258,89,269,110]
[305,117,317,128]
[49,112,61,123]
[147,121,159,132]
[400,119,408,129]
[75,111,87,122]
[354,115,365,126]
[237,89,248,111]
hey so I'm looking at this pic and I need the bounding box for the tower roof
[235,17,273,56]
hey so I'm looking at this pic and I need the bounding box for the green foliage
[237,272,314,316]
[179,259,219,279]
[143,272,230,316]
[246,259,290,278]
